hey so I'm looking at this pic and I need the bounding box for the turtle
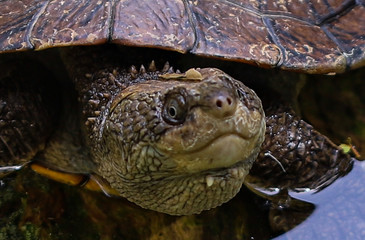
[0,0,364,221]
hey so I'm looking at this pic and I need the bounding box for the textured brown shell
[0,0,364,73]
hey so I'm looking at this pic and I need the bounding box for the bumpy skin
[68,65,265,215]
[0,49,354,216]
[0,61,59,173]
[248,106,353,191]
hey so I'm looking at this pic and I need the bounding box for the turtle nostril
[208,91,237,118]
[227,97,232,105]
[216,97,233,108]
[216,99,223,108]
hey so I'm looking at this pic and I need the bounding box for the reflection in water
[246,155,365,239]
[273,160,365,239]
[0,159,364,239]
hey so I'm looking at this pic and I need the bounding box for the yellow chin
[173,134,259,173]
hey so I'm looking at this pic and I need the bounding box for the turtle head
[99,68,265,215]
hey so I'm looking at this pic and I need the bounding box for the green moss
[21,223,40,240]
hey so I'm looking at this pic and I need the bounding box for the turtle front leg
[0,60,60,177]
[247,106,353,191]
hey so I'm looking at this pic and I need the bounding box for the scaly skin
[69,64,265,215]
[0,60,60,176]
[247,106,353,192]
[0,47,353,216]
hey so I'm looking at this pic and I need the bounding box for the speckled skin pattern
[0,46,354,216]
[0,0,362,220]
[69,63,265,215]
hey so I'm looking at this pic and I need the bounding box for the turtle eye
[163,93,187,125]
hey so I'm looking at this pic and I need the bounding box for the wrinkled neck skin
[72,63,265,215]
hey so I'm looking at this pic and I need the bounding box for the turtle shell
[0,0,364,73]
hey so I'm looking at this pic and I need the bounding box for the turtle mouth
[186,132,248,153]
[173,133,258,174]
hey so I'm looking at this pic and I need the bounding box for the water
[274,160,365,240]
[0,159,364,239]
